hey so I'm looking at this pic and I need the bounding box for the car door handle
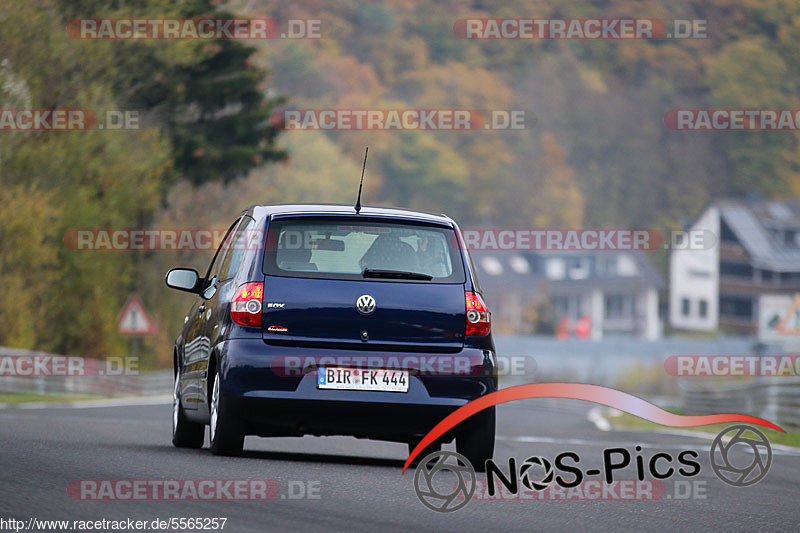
[198,304,206,313]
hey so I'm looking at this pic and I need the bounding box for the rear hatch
[261,215,467,351]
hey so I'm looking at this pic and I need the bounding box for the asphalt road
[1,398,798,532]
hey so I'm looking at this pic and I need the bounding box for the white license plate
[317,367,409,392]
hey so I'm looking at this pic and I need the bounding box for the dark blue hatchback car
[166,204,496,467]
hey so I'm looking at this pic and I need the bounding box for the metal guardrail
[679,377,800,429]
[0,370,173,397]
[0,347,174,397]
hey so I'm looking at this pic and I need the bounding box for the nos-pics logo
[413,425,772,512]
[413,451,476,513]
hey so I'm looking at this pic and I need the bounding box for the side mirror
[165,268,200,293]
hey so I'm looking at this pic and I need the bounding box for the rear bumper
[228,395,464,441]
[215,338,496,440]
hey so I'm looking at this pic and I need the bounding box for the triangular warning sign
[118,295,157,336]
[776,294,800,336]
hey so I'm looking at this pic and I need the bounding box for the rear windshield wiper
[362,268,433,280]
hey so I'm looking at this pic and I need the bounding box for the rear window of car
[263,217,466,283]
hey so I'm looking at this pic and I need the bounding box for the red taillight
[231,282,263,327]
[465,291,490,336]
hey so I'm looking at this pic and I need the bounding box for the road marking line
[587,407,611,431]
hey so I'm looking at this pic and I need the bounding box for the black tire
[407,437,443,467]
[172,370,205,448]
[455,407,495,472]
[209,370,244,456]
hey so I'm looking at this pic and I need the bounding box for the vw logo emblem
[356,294,376,315]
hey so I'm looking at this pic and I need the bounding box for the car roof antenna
[354,146,368,214]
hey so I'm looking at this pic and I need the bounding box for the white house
[670,199,800,334]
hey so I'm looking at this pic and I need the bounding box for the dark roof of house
[470,249,665,296]
[715,199,800,272]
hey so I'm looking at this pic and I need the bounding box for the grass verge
[609,409,800,448]
[0,392,103,405]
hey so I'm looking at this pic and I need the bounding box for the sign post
[118,295,157,360]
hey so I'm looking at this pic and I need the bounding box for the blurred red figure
[574,315,592,339]
[556,317,570,340]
